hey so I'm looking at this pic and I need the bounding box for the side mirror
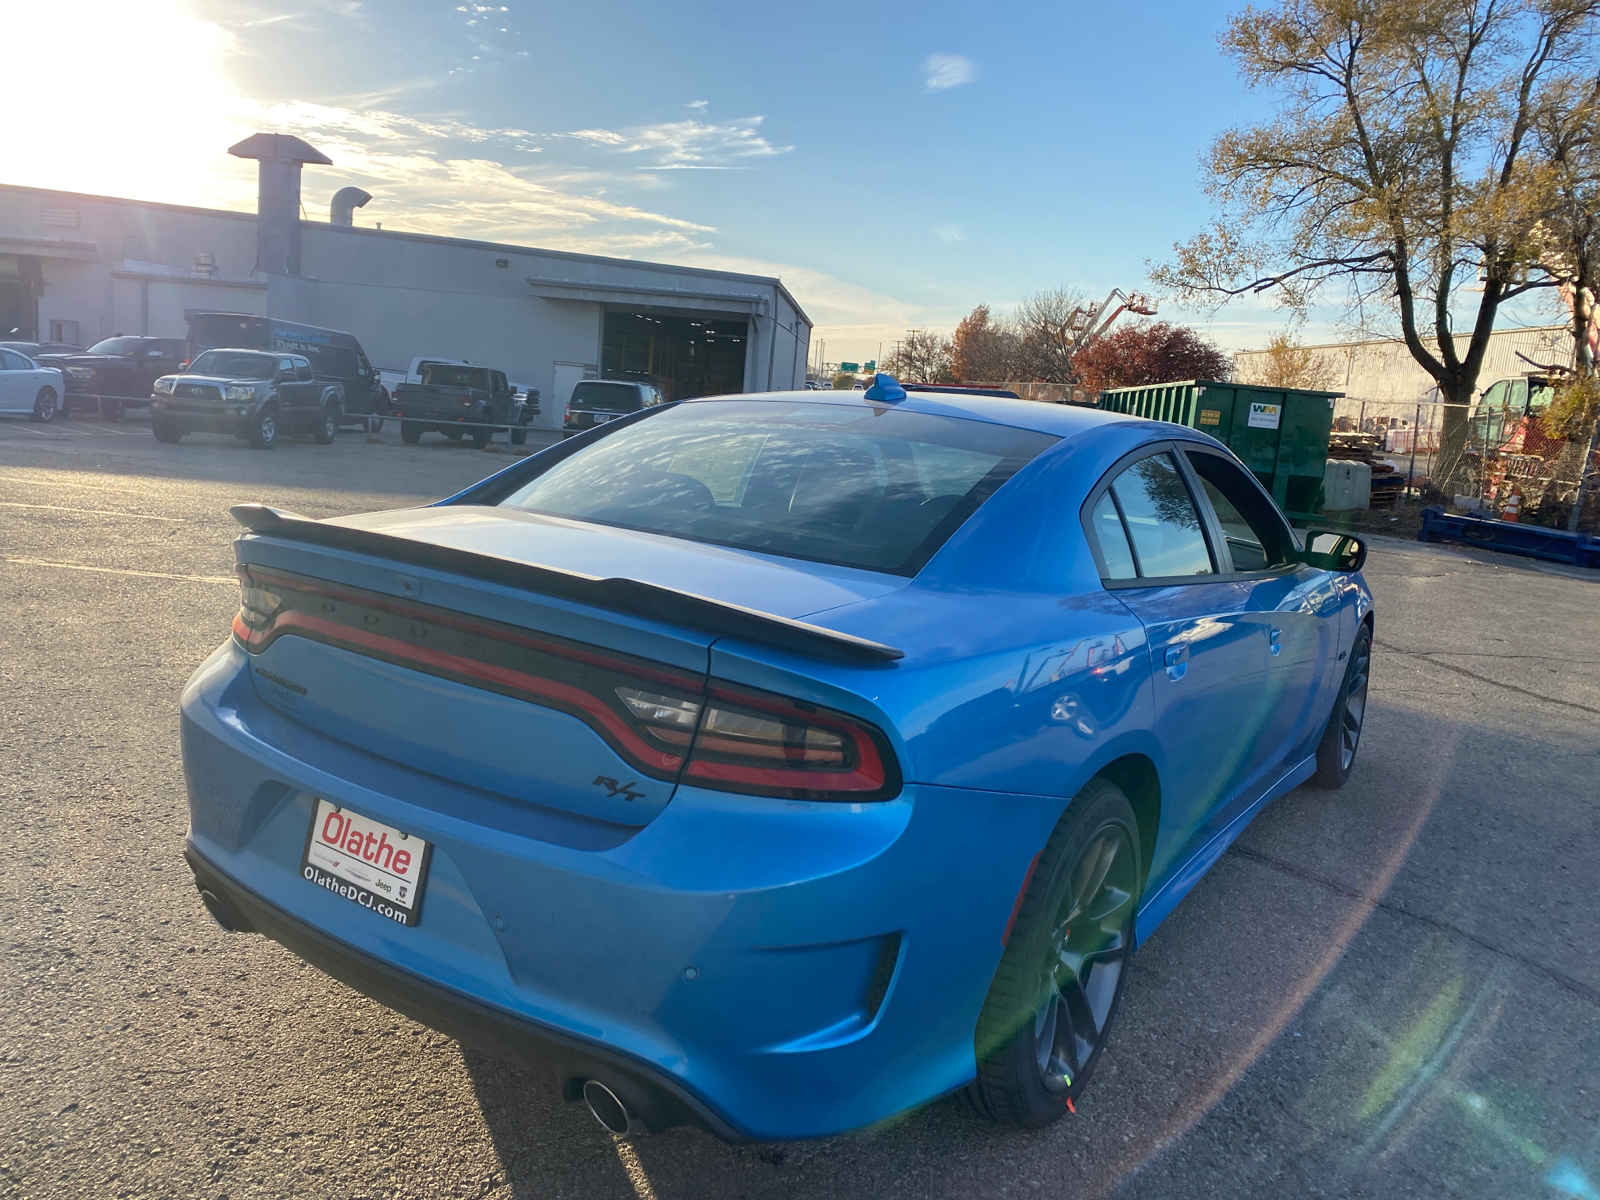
[1301,530,1368,572]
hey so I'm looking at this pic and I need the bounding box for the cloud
[924,53,978,92]
[562,117,791,169]
[935,224,965,244]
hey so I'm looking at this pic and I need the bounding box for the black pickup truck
[392,363,533,448]
[37,335,187,419]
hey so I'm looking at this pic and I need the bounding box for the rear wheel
[471,425,492,449]
[510,411,531,445]
[966,778,1141,1128]
[1310,622,1371,789]
[101,396,124,422]
[247,405,277,450]
[313,406,338,445]
[445,429,465,442]
[30,387,57,423]
[152,418,184,443]
[400,420,422,445]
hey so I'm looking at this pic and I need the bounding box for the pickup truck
[391,363,533,448]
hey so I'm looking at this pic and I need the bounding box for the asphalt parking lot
[2,412,1596,1200]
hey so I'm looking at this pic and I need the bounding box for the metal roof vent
[330,187,372,227]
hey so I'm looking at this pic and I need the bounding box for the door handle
[1269,627,1283,657]
[1164,644,1189,681]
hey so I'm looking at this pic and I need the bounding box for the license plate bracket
[300,798,431,927]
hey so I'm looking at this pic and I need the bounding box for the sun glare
[2,0,255,209]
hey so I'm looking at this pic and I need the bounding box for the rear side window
[1095,452,1214,580]
[1089,491,1137,580]
[422,364,489,388]
[497,400,1056,575]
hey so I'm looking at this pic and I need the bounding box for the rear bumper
[184,842,742,1139]
[179,640,1060,1139]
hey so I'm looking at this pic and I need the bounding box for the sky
[0,0,1563,365]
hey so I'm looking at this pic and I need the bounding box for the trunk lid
[232,507,907,832]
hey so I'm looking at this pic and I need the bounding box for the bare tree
[1014,287,1087,383]
[883,330,955,383]
[1153,0,1600,487]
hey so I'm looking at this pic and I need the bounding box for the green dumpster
[1096,379,1341,521]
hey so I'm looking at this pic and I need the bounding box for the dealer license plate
[300,798,431,927]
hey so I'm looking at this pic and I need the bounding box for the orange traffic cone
[1502,486,1522,523]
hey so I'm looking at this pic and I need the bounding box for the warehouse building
[0,134,811,429]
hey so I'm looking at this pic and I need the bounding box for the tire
[151,418,184,443]
[400,420,422,445]
[1310,621,1371,789]
[30,387,57,423]
[366,415,385,435]
[247,405,278,450]
[966,778,1141,1128]
[313,406,338,445]
[101,396,124,422]
[471,425,492,450]
[445,429,465,442]
[510,411,531,445]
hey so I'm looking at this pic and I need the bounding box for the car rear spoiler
[228,504,905,664]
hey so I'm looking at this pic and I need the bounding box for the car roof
[683,387,1147,440]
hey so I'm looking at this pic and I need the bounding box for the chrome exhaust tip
[582,1079,635,1135]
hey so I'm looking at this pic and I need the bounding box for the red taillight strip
[244,567,697,692]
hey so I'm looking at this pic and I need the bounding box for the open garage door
[601,311,747,402]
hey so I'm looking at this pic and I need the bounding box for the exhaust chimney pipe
[582,1080,638,1136]
[228,133,333,276]
[330,186,372,227]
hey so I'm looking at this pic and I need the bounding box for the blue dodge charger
[180,378,1373,1141]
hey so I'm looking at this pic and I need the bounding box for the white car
[0,347,66,421]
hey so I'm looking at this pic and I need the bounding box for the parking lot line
[2,557,234,584]
[0,501,183,522]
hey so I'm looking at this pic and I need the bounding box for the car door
[277,356,308,413]
[1183,446,1342,788]
[0,348,30,411]
[1083,445,1271,877]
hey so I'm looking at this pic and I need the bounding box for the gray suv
[562,379,666,436]
[149,349,345,449]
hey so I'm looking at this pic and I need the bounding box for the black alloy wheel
[1311,622,1372,789]
[248,406,278,450]
[101,396,124,422]
[30,387,57,422]
[313,406,338,445]
[967,778,1141,1127]
[400,420,422,445]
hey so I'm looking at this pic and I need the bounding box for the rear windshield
[571,381,643,412]
[421,364,489,388]
[497,399,1056,574]
[189,350,276,379]
[87,336,149,356]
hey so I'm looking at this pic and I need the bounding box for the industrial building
[0,134,811,429]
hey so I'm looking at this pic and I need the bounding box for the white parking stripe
[2,557,234,584]
[0,473,137,493]
[0,501,183,522]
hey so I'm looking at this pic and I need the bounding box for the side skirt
[1131,753,1317,947]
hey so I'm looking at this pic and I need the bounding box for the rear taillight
[614,682,893,801]
[231,566,899,802]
